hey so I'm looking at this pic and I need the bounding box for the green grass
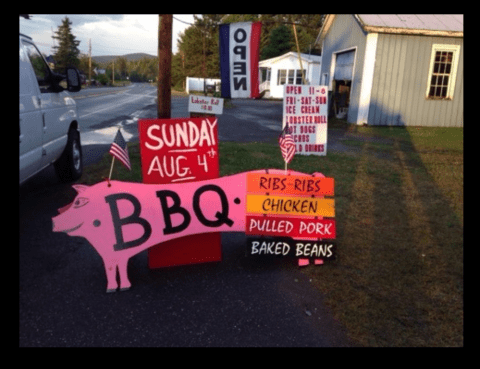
[77,123,463,347]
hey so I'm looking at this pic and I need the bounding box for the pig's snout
[52,217,60,232]
[52,215,83,234]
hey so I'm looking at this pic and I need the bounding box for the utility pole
[203,24,206,96]
[157,14,172,119]
[181,51,185,90]
[88,39,92,86]
[293,23,307,85]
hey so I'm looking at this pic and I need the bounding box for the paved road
[19,84,355,347]
[76,84,284,151]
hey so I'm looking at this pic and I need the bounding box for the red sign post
[138,116,221,268]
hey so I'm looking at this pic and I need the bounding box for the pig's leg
[103,258,118,293]
[117,259,131,291]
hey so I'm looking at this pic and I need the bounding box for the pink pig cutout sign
[52,169,325,293]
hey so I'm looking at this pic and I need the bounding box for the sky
[19,14,195,57]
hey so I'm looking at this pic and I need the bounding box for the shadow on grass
[303,118,463,346]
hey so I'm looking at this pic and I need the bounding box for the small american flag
[109,129,131,170]
[279,124,296,164]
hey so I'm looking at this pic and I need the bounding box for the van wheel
[55,128,83,182]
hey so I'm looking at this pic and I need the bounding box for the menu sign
[188,95,224,115]
[245,172,336,262]
[283,85,328,156]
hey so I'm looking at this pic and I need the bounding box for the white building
[259,51,322,99]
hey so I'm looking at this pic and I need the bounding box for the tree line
[172,14,324,90]
[50,15,325,88]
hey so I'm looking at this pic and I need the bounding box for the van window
[22,41,50,92]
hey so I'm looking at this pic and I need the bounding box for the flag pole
[108,156,115,185]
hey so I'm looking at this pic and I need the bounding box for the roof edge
[316,15,463,45]
[362,24,463,37]
[259,51,321,66]
[315,14,336,47]
[355,14,462,37]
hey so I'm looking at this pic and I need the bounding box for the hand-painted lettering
[105,193,152,251]
[247,238,336,260]
[156,190,191,235]
[193,184,233,227]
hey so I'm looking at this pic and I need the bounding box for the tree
[51,17,81,72]
[175,14,224,84]
[260,24,293,60]
[259,15,325,59]
[116,57,128,79]
[96,73,109,85]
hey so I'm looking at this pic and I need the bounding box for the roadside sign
[138,117,219,184]
[138,117,221,268]
[247,173,334,196]
[52,169,337,292]
[246,215,336,239]
[246,237,336,260]
[245,172,336,264]
[246,194,335,217]
[283,85,328,155]
[188,95,224,115]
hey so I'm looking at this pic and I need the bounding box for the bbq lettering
[105,185,233,251]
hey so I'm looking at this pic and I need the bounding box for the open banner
[219,22,262,98]
[52,170,335,293]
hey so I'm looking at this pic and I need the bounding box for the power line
[173,16,193,25]
[172,15,321,30]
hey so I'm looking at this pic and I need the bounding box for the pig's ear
[72,184,89,194]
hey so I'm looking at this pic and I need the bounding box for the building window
[426,44,460,100]
[295,69,306,84]
[277,69,287,85]
[288,70,295,84]
[277,69,306,85]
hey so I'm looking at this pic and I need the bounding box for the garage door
[334,50,355,81]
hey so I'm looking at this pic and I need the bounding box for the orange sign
[247,173,334,196]
[246,194,335,217]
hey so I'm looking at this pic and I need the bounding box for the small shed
[185,77,221,94]
[259,51,322,98]
[316,14,463,127]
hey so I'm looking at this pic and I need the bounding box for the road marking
[124,110,144,125]
[81,126,136,145]
[79,93,150,119]
[81,109,145,145]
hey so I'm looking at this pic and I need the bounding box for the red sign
[138,117,221,268]
[246,215,336,239]
[138,117,219,184]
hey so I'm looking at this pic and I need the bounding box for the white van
[20,33,83,185]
